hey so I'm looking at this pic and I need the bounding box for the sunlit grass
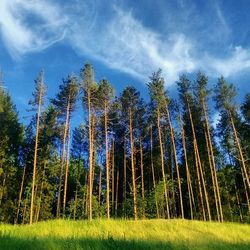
[0,219,250,249]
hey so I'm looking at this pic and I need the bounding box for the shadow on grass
[0,235,250,250]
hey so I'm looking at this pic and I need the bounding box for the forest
[0,63,249,225]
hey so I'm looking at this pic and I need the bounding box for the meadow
[0,219,250,250]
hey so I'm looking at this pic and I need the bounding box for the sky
[0,0,250,124]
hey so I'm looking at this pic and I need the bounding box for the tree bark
[56,98,70,218]
[157,108,170,219]
[63,125,71,217]
[181,126,194,220]
[15,166,26,224]
[104,102,110,219]
[166,107,184,218]
[88,91,93,220]
[30,90,42,225]
[186,102,212,220]
[140,137,145,218]
[129,108,137,220]
[150,126,159,219]
[230,113,250,192]
[203,99,223,222]
[112,140,115,216]
[115,170,119,217]
[35,161,46,222]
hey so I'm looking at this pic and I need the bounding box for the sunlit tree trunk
[15,166,26,224]
[140,137,145,218]
[129,108,137,220]
[236,188,243,222]
[30,90,43,225]
[204,129,219,221]
[56,99,70,218]
[203,99,223,222]
[187,103,207,220]
[166,107,184,218]
[230,112,250,202]
[123,136,126,204]
[157,108,170,219]
[115,170,119,217]
[22,192,28,225]
[0,174,6,206]
[181,126,194,220]
[35,161,46,222]
[98,166,102,207]
[63,126,71,217]
[104,102,110,219]
[88,91,93,220]
[150,126,159,218]
[112,140,115,216]
[73,189,78,220]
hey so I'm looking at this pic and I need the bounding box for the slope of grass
[0,219,250,250]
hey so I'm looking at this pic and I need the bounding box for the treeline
[0,64,249,224]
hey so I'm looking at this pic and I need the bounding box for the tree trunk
[150,126,159,218]
[123,136,126,203]
[15,166,26,224]
[112,140,115,216]
[63,125,71,217]
[230,113,250,192]
[181,126,194,220]
[196,141,211,221]
[88,91,93,220]
[98,166,102,207]
[166,107,184,218]
[22,193,28,225]
[104,102,110,219]
[157,108,170,219]
[35,161,46,222]
[203,99,223,222]
[140,137,145,218]
[235,184,243,222]
[57,99,70,218]
[30,91,42,225]
[187,103,209,220]
[204,128,220,221]
[115,170,119,217]
[73,189,78,220]
[0,174,6,206]
[129,108,137,220]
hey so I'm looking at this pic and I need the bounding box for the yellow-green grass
[0,219,250,249]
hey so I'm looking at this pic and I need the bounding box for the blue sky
[0,0,250,124]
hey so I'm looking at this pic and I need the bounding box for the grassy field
[0,219,250,250]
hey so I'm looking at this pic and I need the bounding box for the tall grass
[0,219,250,249]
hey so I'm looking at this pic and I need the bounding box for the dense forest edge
[0,64,249,224]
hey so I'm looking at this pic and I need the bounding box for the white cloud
[0,0,67,59]
[0,0,250,84]
[205,46,250,77]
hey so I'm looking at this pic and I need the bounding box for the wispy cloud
[205,46,250,77]
[0,0,250,84]
[0,0,67,59]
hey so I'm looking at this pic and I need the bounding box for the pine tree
[177,75,211,221]
[80,63,98,220]
[29,71,46,224]
[148,70,170,219]
[52,75,79,218]
[120,87,143,220]
[195,73,223,221]
[214,77,250,212]
[98,79,114,218]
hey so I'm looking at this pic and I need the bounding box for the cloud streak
[0,0,67,59]
[0,0,250,84]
